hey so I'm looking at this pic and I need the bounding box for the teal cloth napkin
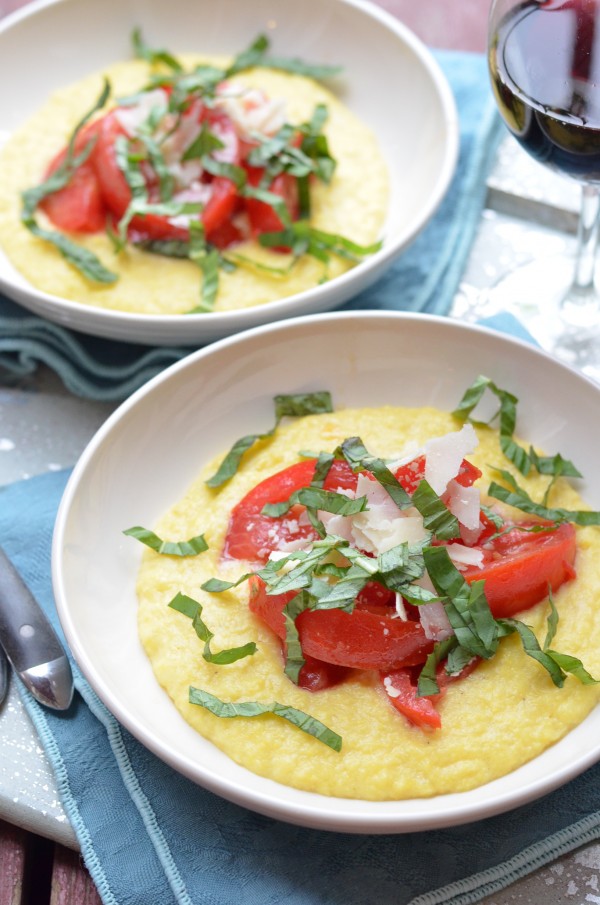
[0,50,503,401]
[3,341,600,905]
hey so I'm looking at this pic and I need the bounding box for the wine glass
[485,0,600,380]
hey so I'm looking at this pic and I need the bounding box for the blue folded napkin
[3,351,600,905]
[0,50,503,402]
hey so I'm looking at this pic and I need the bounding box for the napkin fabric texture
[0,50,503,401]
[6,50,593,905]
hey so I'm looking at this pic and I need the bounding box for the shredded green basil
[187,233,220,312]
[424,547,500,661]
[224,33,342,81]
[169,592,256,664]
[259,221,382,270]
[206,391,334,488]
[411,480,461,541]
[262,487,367,519]
[132,27,183,71]
[489,469,600,526]
[453,375,582,479]
[182,121,226,161]
[20,80,117,284]
[282,591,310,683]
[189,687,342,751]
[123,526,208,556]
[336,436,413,510]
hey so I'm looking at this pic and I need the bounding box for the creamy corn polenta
[135,405,600,800]
[0,54,388,315]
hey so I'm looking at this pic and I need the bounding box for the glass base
[456,256,600,383]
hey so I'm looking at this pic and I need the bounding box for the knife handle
[0,547,73,710]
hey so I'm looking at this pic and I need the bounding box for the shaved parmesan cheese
[387,440,423,472]
[355,473,402,520]
[351,514,427,556]
[210,117,241,163]
[319,512,354,544]
[114,89,169,136]
[345,472,427,555]
[419,601,453,641]
[411,572,452,643]
[447,480,481,531]
[383,676,401,698]
[268,537,311,555]
[446,543,484,570]
[394,593,408,621]
[424,423,478,495]
[215,83,287,139]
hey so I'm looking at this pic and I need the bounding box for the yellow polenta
[0,56,388,315]
[136,406,600,800]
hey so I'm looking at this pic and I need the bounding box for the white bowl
[0,0,457,346]
[53,311,600,833]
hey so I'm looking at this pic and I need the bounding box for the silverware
[0,547,73,710]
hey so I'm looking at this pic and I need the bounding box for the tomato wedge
[224,458,359,563]
[89,110,242,244]
[297,655,350,691]
[92,113,190,241]
[461,521,577,617]
[40,162,106,233]
[381,658,481,730]
[297,606,432,670]
[380,669,443,730]
[244,167,299,240]
[248,575,432,671]
[39,120,106,233]
[248,577,350,690]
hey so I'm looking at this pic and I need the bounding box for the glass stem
[560,183,600,327]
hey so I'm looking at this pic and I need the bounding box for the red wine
[489,0,600,182]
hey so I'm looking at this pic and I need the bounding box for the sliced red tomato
[244,166,299,238]
[248,575,395,640]
[381,658,480,730]
[248,576,350,690]
[380,668,443,730]
[393,454,482,494]
[224,458,359,563]
[92,113,132,219]
[205,217,245,250]
[39,119,106,233]
[462,520,577,617]
[354,580,396,610]
[91,110,241,244]
[297,606,432,670]
[92,113,189,241]
[40,162,106,233]
[248,576,432,671]
[201,177,239,239]
[297,655,350,691]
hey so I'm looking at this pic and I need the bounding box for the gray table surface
[1,136,600,902]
